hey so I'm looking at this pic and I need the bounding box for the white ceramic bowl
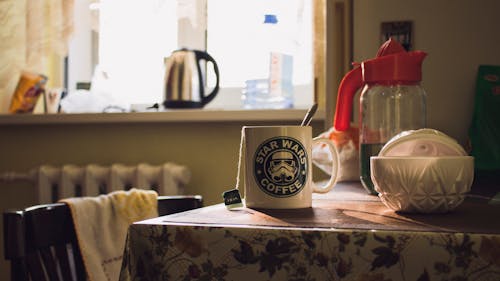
[371,156,474,213]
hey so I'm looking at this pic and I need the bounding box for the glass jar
[359,83,427,194]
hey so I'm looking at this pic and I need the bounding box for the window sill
[0,108,325,125]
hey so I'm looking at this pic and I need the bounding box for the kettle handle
[333,66,362,131]
[194,50,220,106]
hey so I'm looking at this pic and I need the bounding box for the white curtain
[96,0,178,108]
[0,0,74,112]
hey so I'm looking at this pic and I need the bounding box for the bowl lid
[379,128,467,157]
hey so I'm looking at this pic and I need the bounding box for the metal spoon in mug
[301,103,318,126]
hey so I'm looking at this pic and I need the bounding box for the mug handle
[194,50,220,106]
[311,137,339,193]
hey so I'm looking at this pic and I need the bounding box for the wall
[353,0,500,145]
[0,120,326,206]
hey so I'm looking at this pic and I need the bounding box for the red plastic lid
[362,51,427,84]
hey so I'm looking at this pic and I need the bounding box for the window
[67,0,314,112]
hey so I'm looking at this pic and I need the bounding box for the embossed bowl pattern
[371,156,474,213]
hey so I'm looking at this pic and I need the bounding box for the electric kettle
[163,48,220,108]
[333,39,427,194]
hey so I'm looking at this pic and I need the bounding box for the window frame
[67,0,320,112]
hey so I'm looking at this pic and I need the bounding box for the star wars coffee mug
[243,126,339,209]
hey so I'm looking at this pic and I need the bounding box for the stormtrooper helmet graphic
[267,150,299,184]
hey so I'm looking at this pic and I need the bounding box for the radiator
[0,163,190,204]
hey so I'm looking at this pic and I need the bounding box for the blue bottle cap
[264,14,278,24]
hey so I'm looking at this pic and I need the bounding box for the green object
[468,65,500,171]
[360,143,384,195]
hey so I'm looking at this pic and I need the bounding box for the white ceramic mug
[243,126,339,209]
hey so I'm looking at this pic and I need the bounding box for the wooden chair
[3,195,203,281]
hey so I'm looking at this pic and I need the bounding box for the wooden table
[119,182,500,281]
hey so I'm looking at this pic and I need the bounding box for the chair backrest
[3,195,203,281]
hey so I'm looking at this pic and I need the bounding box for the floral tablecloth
[119,183,500,281]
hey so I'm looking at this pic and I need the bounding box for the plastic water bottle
[242,14,294,109]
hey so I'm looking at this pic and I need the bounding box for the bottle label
[269,52,293,98]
